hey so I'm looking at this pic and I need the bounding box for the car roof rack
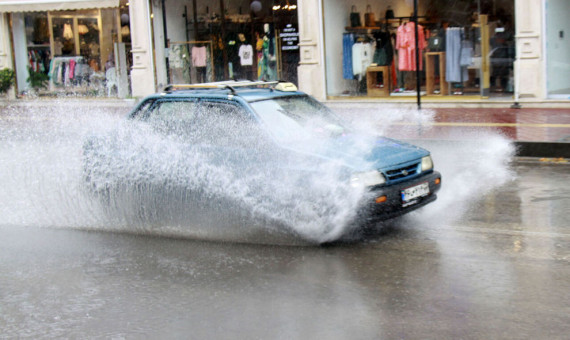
[162,80,297,94]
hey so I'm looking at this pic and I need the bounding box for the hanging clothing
[396,21,426,71]
[445,27,464,82]
[238,44,253,66]
[68,59,76,79]
[372,30,393,66]
[352,42,374,80]
[342,33,355,79]
[460,40,474,67]
[48,56,84,86]
[191,46,207,68]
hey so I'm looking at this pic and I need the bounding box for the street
[1,102,569,338]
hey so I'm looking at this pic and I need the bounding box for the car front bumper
[358,171,442,223]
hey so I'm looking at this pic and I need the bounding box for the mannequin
[226,32,240,79]
[259,23,276,80]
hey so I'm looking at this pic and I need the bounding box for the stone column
[151,0,167,90]
[0,13,11,69]
[129,0,156,97]
[297,0,325,100]
[515,0,543,100]
[0,13,15,98]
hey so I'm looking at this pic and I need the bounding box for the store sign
[280,24,299,51]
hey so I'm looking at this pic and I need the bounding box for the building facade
[0,0,567,104]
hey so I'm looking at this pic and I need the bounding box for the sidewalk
[327,102,570,158]
[2,97,570,158]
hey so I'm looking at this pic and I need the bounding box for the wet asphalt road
[1,161,569,339]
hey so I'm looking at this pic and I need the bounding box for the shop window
[323,0,515,100]
[166,0,298,84]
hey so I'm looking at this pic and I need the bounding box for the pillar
[129,0,156,97]
[0,13,15,98]
[151,0,167,90]
[297,0,325,100]
[515,0,544,100]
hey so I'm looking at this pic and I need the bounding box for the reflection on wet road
[1,162,568,339]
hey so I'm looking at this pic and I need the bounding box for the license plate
[401,182,430,204]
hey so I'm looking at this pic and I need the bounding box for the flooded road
[1,162,569,339]
[0,103,569,338]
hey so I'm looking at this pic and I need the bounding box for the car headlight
[421,155,434,171]
[350,170,386,188]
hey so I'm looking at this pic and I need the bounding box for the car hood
[284,134,429,171]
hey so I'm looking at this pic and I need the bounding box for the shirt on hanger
[352,42,374,79]
[238,44,253,66]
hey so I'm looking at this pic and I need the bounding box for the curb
[403,139,570,159]
[514,141,570,158]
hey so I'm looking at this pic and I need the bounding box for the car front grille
[384,162,420,182]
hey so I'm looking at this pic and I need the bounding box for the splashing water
[412,131,516,224]
[0,102,370,244]
[0,103,124,227]
[332,104,516,225]
[0,102,515,244]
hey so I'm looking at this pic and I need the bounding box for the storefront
[150,0,299,89]
[322,0,516,100]
[0,0,131,97]
[0,1,564,101]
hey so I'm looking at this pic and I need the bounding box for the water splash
[0,102,515,244]
[331,104,516,226]
[412,131,516,224]
[1,102,369,244]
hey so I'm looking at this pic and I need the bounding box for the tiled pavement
[2,98,570,157]
[327,103,570,157]
[381,108,570,143]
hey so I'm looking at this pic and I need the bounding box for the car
[83,80,441,240]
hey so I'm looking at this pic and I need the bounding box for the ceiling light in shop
[250,1,262,13]
[273,2,297,11]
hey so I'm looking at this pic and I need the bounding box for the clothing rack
[48,56,85,90]
[344,8,426,108]
[382,15,427,26]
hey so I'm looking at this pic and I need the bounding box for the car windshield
[250,96,348,143]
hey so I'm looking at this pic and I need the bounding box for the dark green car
[83,81,441,241]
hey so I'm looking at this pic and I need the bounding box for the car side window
[129,99,156,120]
[147,100,199,136]
[193,101,262,146]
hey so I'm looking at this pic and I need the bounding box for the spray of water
[82,117,368,243]
[1,102,372,244]
[333,105,516,226]
[0,102,515,244]
[0,103,123,227]
[412,131,516,224]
